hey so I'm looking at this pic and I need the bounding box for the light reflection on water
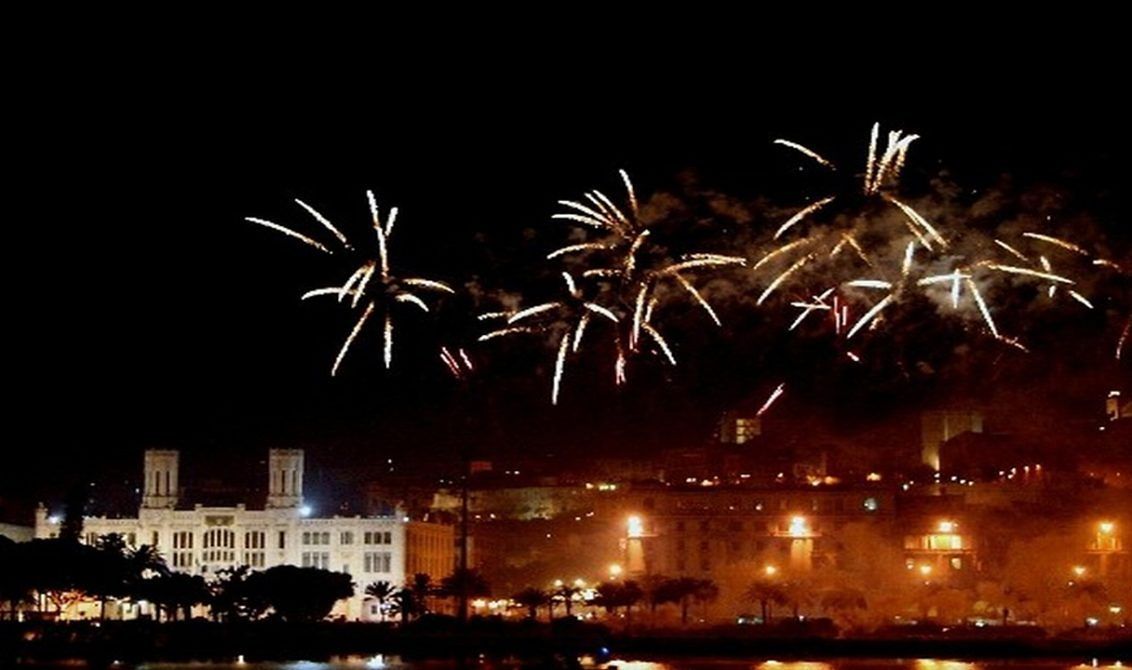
[104,659,1132,670]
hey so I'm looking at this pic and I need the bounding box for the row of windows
[243,551,266,568]
[203,529,236,549]
[303,531,331,545]
[668,498,880,514]
[364,552,392,573]
[364,531,393,545]
[203,549,235,563]
[301,552,331,569]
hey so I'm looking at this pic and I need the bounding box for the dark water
[25,658,1122,670]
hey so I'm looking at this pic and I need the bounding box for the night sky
[6,27,1129,512]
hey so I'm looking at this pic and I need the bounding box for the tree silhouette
[513,586,549,620]
[365,580,396,621]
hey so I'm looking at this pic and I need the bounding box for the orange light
[938,520,956,533]
[609,563,623,577]
[1098,521,1115,535]
[919,565,933,576]
[1072,565,1087,577]
[788,515,810,537]
[627,515,644,538]
[764,565,778,576]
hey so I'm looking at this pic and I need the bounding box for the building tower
[142,450,179,509]
[267,449,304,508]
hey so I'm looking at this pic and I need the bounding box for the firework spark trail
[965,278,999,338]
[572,313,590,352]
[1040,256,1058,298]
[547,243,613,260]
[302,287,356,300]
[829,233,873,266]
[865,123,880,194]
[1023,232,1089,255]
[619,169,639,219]
[244,217,332,253]
[585,192,622,229]
[594,190,631,230]
[615,348,627,385]
[551,332,571,405]
[774,197,836,239]
[562,272,580,297]
[382,315,394,369]
[294,199,351,249]
[663,257,746,274]
[753,238,814,272]
[901,241,915,278]
[440,347,461,378]
[1118,316,1131,360]
[641,322,676,365]
[756,383,786,417]
[988,264,1076,284]
[395,293,430,312]
[402,278,456,293]
[551,213,610,229]
[883,195,946,248]
[773,139,836,169]
[351,263,377,308]
[788,288,835,331]
[848,279,893,289]
[846,295,893,338]
[508,302,562,324]
[1094,259,1124,272]
[673,273,721,326]
[584,302,620,322]
[479,326,536,341]
[625,231,651,275]
[478,311,511,321]
[994,239,1030,261]
[630,284,648,351]
[331,301,375,376]
[1069,291,1094,309]
[557,200,617,229]
[758,254,815,305]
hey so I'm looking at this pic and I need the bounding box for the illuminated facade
[902,519,977,583]
[622,486,894,578]
[34,449,425,621]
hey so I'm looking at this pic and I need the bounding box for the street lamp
[1072,565,1087,577]
[609,563,623,579]
[764,565,778,577]
[937,520,956,533]
[627,515,645,538]
[1098,521,1115,535]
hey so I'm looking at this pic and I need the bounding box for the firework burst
[488,170,744,403]
[247,192,454,375]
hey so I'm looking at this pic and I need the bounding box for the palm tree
[365,580,396,622]
[394,586,415,625]
[513,587,548,620]
[410,573,433,616]
[745,579,788,625]
[552,583,581,618]
[693,578,719,623]
[439,569,490,614]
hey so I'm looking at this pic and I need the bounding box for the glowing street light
[937,520,956,533]
[1073,565,1087,577]
[919,565,933,577]
[627,515,645,538]
[1098,521,1115,535]
[764,565,778,577]
[609,563,623,578]
[788,515,810,537]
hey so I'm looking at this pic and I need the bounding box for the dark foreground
[3,619,1130,665]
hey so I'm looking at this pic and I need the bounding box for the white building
[35,448,407,621]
